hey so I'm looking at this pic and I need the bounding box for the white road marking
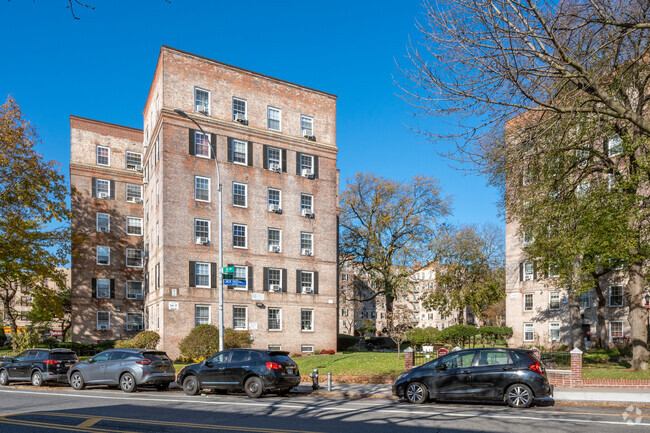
[0,388,647,428]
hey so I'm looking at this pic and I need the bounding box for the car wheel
[156,383,170,391]
[0,370,9,386]
[70,372,85,390]
[244,377,264,398]
[183,376,200,396]
[405,382,428,404]
[505,384,534,408]
[119,373,137,393]
[31,371,43,387]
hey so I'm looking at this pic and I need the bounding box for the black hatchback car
[393,348,552,408]
[177,349,300,398]
[0,348,78,387]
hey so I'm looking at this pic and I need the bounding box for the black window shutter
[263,267,269,291]
[314,271,319,295]
[91,278,97,298]
[296,270,302,293]
[282,269,287,293]
[296,152,301,175]
[282,149,287,172]
[110,180,115,200]
[210,133,217,159]
[227,263,234,289]
[533,262,537,281]
[110,279,115,299]
[314,156,319,179]
[227,138,233,162]
[247,141,253,167]
[91,178,97,198]
[189,261,196,287]
[519,263,523,282]
[189,129,195,156]
[211,262,217,288]
[263,145,268,169]
[248,266,253,290]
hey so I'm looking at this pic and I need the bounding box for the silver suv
[67,349,175,393]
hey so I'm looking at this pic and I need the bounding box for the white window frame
[301,345,314,353]
[268,188,281,211]
[233,265,249,290]
[300,154,314,174]
[267,147,281,170]
[268,345,282,351]
[195,131,211,159]
[233,305,248,330]
[300,115,314,136]
[97,311,110,331]
[549,291,560,310]
[195,304,211,326]
[195,262,211,288]
[232,97,247,121]
[126,184,143,203]
[609,286,624,307]
[522,231,533,248]
[523,322,534,342]
[301,271,314,294]
[96,179,110,198]
[301,309,314,332]
[126,151,142,170]
[126,280,143,300]
[609,320,624,341]
[126,249,144,268]
[267,107,281,132]
[268,268,282,291]
[232,139,248,165]
[608,134,623,157]
[233,224,247,249]
[523,293,533,312]
[232,182,247,208]
[301,193,313,214]
[549,322,561,342]
[194,87,210,115]
[126,312,144,331]
[97,246,110,266]
[301,232,313,255]
[96,213,110,233]
[96,146,110,166]
[579,291,591,309]
[194,176,211,202]
[194,219,210,243]
[268,228,281,252]
[523,262,534,281]
[96,279,110,299]
[126,216,143,236]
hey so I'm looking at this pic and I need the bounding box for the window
[608,173,616,191]
[301,271,314,294]
[126,249,144,268]
[233,182,247,207]
[300,115,313,136]
[439,351,475,369]
[477,350,511,366]
[195,219,210,243]
[195,262,210,288]
[610,321,623,340]
[267,147,281,170]
[96,279,110,298]
[341,309,348,317]
[523,231,533,248]
[268,228,281,252]
[300,154,314,175]
[268,188,281,211]
[233,266,248,290]
[233,97,247,121]
[301,309,314,332]
[301,194,313,215]
[233,306,247,330]
[96,146,110,166]
[194,176,210,202]
[233,224,247,248]
[126,184,142,203]
[194,88,210,114]
[232,139,247,165]
[195,131,211,158]
[126,281,143,300]
[609,286,623,307]
[549,322,560,342]
[522,262,534,281]
[97,312,110,330]
[96,213,110,233]
[301,232,313,255]
[523,323,534,342]
[96,179,110,198]
[608,134,623,157]
[301,345,314,353]
[579,291,590,309]
[549,291,560,310]
[267,107,281,131]
[126,217,143,236]
[126,152,142,170]
[97,246,110,265]
[268,345,282,351]
[126,312,143,331]
[523,293,533,312]
[268,268,281,291]
[342,274,348,281]
[576,181,589,198]
[195,305,210,326]
[268,308,281,331]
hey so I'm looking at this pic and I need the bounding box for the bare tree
[383,305,419,357]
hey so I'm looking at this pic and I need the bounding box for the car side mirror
[205,361,213,368]
[88,358,96,363]
[436,364,447,371]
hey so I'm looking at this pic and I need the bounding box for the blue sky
[0,0,500,226]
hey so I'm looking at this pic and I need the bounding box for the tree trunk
[569,292,585,350]
[627,262,649,370]
[2,297,17,335]
[594,280,608,349]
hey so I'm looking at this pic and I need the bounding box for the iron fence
[414,351,439,367]
[539,351,571,369]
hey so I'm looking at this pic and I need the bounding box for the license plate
[286,369,294,375]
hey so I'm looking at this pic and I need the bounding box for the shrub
[114,339,135,349]
[439,324,480,348]
[131,331,160,349]
[224,328,252,350]
[478,326,513,346]
[11,328,40,353]
[319,349,335,355]
[407,327,440,349]
[337,334,359,351]
[179,325,251,362]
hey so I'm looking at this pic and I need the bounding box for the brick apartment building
[71,46,339,358]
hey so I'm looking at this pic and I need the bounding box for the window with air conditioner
[126,217,143,236]
[267,107,281,131]
[195,131,211,158]
[233,224,247,249]
[301,194,313,217]
[268,188,281,212]
[126,249,143,268]
[97,246,110,265]
[96,146,110,166]
[194,219,210,245]
[126,281,143,300]
[126,152,142,171]
[195,305,210,326]
[232,139,248,165]
[194,88,210,115]
[301,271,314,294]
[267,147,281,171]
[268,268,281,292]
[300,115,313,137]
[126,184,142,203]
[96,279,110,298]
[300,154,314,177]
[268,228,281,253]
[268,308,281,331]
[301,309,314,332]
[522,262,534,281]
[549,322,560,342]
[232,97,247,122]
[194,176,210,202]
[195,262,210,288]
[233,306,247,330]
[232,182,247,207]
[96,179,110,199]
[97,311,110,331]
[96,213,110,233]
[300,232,313,256]
[126,312,143,331]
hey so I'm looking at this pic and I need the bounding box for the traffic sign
[222,266,235,274]
[437,347,449,357]
[224,279,246,286]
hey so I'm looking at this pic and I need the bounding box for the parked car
[67,348,175,393]
[0,348,79,387]
[392,348,553,408]
[176,349,300,398]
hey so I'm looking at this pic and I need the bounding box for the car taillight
[266,362,281,370]
[43,360,58,365]
[136,359,152,365]
[528,361,544,376]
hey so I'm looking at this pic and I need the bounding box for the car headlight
[397,373,409,381]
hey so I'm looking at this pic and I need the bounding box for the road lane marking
[0,388,648,428]
[77,417,103,427]
[0,417,133,433]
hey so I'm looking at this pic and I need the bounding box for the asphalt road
[0,385,648,432]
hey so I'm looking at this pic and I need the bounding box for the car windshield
[51,353,77,361]
[144,352,171,362]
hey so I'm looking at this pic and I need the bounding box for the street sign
[222,266,235,274]
[224,279,246,286]
[437,347,449,357]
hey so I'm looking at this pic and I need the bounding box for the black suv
[177,349,300,398]
[393,348,553,408]
[0,348,79,387]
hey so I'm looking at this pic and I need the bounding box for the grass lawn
[293,352,406,377]
[582,363,650,380]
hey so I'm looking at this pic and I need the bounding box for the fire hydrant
[309,368,319,390]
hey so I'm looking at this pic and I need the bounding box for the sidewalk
[292,382,650,405]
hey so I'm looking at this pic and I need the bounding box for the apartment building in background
[70,46,339,358]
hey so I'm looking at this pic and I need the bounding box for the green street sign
[222,266,235,274]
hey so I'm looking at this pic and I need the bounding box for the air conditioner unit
[270,284,281,293]
[269,245,281,253]
[234,113,248,124]
[524,274,533,281]
[301,168,314,179]
[135,164,142,171]
[269,163,281,172]
[99,226,108,233]
[301,209,314,218]
[301,129,315,140]
[197,107,209,115]
[143,140,148,147]
[196,237,210,245]
[134,198,143,204]
[301,248,313,256]
[143,178,149,184]
[302,288,314,294]
[98,259,109,266]
[269,204,282,213]
[98,192,109,199]
[99,325,108,331]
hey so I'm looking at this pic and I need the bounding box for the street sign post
[222,266,235,274]
[223,279,246,286]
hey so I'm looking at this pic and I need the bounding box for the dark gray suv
[67,349,175,393]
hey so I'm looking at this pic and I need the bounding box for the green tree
[29,285,71,340]
[0,96,71,335]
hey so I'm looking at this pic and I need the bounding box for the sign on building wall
[168,302,179,310]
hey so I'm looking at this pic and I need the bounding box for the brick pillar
[570,347,583,387]
[404,347,414,371]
